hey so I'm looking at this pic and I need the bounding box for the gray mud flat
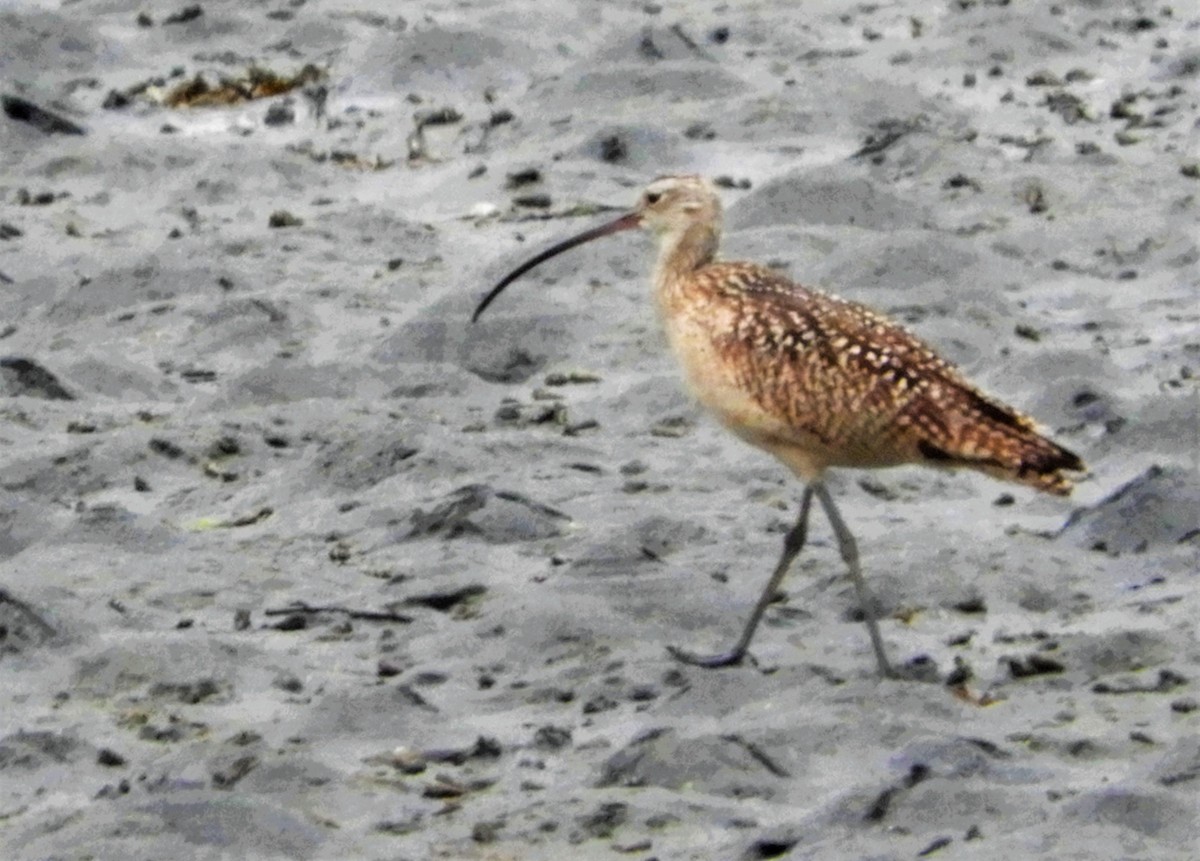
[1,1,1197,859]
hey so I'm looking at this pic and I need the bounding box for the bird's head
[633,174,722,239]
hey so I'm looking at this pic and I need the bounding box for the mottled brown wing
[704,262,1084,493]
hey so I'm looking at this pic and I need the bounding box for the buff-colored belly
[663,315,839,480]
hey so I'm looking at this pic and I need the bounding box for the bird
[472,174,1085,679]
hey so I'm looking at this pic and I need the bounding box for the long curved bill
[472,211,642,322]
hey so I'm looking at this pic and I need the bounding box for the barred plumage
[663,259,1082,495]
[474,173,1086,679]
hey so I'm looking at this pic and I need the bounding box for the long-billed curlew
[472,174,1085,678]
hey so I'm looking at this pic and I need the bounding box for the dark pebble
[97,748,126,767]
[1,95,85,135]
[513,193,552,209]
[268,210,304,228]
[0,357,74,400]
[533,725,572,751]
[163,5,204,25]
[263,102,295,126]
[599,135,626,162]
[506,167,541,188]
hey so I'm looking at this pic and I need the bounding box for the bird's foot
[666,644,747,668]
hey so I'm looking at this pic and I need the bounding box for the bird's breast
[655,284,913,479]
[660,300,811,446]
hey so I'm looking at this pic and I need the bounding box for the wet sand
[2,1,1198,858]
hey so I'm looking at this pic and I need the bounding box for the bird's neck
[653,223,720,312]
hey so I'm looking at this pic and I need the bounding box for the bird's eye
[645,192,662,205]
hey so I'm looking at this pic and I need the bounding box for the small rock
[1,95,85,135]
[263,101,294,126]
[513,193,551,209]
[390,747,427,774]
[268,210,304,228]
[1006,654,1065,679]
[97,748,126,767]
[505,167,541,188]
[533,725,572,751]
[422,776,467,798]
[576,802,627,839]
[713,175,751,190]
[162,5,203,25]
[599,135,626,162]
[1026,70,1063,86]
[0,357,74,400]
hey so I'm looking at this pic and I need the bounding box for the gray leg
[668,485,816,668]
[812,483,896,679]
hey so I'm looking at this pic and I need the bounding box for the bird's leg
[812,483,897,679]
[668,485,815,668]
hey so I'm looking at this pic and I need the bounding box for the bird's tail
[913,387,1086,496]
[993,433,1085,496]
